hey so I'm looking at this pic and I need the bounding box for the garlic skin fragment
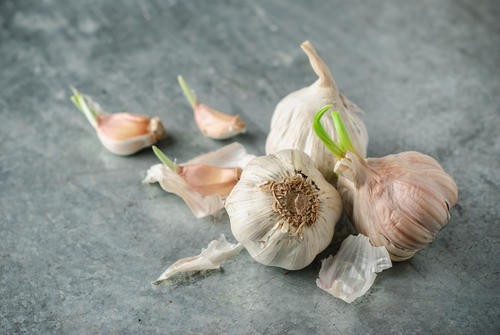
[225,150,343,270]
[178,75,246,140]
[316,234,392,303]
[336,151,458,261]
[265,40,368,180]
[153,234,243,285]
[144,143,255,218]
[70,88,165,155]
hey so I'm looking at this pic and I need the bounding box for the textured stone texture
[1,0,499,334]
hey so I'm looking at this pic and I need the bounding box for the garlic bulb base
[226,150,342,270]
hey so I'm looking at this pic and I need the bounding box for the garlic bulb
[225,150,343,270]
[313,106,458,261]
[153,234,243,285]
[317,234,392,303]
[144,143,254,218]
[70,87,165,155]
[178,75,246,139]
[265,40,368,180]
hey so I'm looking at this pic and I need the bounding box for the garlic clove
[144,143,255,218]
[152,234,243,285]
[178,75,246,140]
[178,164,241,196]
[225,149,343,270]
[70,87,166,155]
[316,234,392,303]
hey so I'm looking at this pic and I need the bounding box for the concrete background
[1,0,499,333]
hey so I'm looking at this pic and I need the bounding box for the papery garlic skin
[265,41,368,180]
[153,234,243,285]
[225,150,343,270]
[317,234,392,303]
[144,143,255,218]
[336,151,458,261]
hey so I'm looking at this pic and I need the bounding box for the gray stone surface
[1,0,499,333]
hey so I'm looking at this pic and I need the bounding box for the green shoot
[152,145,178,172]
[177,75,197,109]
[70,86,98,129]
[312,105,358,158]
[312,105,344,158]
[331,111,358,155]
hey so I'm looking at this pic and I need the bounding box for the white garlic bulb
[225,150,343,270]
[265,40,368,180]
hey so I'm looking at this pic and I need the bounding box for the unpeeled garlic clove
[265,40,368,181]
[153,234,243,285]
[144,143,254,218]
[313,105,458,261]
[178,75,246,139]
[317,234,392,303]
[70,87,165,155]
[225,149,343,270]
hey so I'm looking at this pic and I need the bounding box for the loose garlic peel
[178,75,246,140]
[144,143,254,218]
[225,149,342,270]
[265,40,368,181]
[313,106,458,261]
[317,234,392,303]
[70,87,165,155]
[153,234,243,285]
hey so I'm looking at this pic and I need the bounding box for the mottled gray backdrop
[0,0,499,334]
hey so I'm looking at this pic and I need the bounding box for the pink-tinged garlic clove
[144,143,254,218]
[70,87,166,155]
[178,75,246,140]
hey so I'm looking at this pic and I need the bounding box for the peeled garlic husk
[144,143,255,218]
[265,40,368,180]
[335,151,458,261]
[153,234,243,285]
[178,75,246,139]
[225,149,343,270]
[316,234,392,303]
[70,88,165,155]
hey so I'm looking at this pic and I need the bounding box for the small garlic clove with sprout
[265,40,368,181]
[316,234,392,303]
[225,149,343,270]
[313,105,458,261]
[70,87,165,155]
[152,234,243,285]
[178,75,246,139]
[144,143,254,218]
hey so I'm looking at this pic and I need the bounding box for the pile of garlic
[70,39,458,305]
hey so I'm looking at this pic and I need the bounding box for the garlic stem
[70,86,98,129]
[152,145,178,172]
[178,75,197,109]
[300,40,336,89]
[312,105,344,158]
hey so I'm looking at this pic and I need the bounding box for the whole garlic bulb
[313,106,458,261]
[225,150,343,270]
[265,40,368,181]
[336,151,458,261]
